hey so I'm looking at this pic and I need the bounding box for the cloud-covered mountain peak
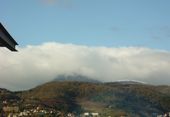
[0,42,170,90]
[53,74,100,83]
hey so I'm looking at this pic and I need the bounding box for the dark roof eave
[0,23,18,45]
[0,37,18,51]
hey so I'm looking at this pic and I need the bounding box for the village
[0,99,102,117]
[1,100,170,117]
[1,106,100,117]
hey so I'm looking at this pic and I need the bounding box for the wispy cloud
[149,26,170,40]
[41,0,72,8]
[110,26,121,32]
[0,42,170,91]
[42,0,58,5]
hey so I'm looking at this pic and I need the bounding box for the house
[91,112,99,117]
[3,106,19,113]
[67,113,75,117]
[84,112,90,116]
[7,113,18,117]
[0,23,18,51]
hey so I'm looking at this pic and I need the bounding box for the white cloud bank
[0,42,170,91]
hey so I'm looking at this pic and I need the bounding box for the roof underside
[0,23,18,51]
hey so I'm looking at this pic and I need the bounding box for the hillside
[0,88,20,101]
[15,81,170,117]
[0,88,20,113]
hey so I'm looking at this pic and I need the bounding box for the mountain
[16,81,170,117]
[53,74,100,83]
[109,80,146,85]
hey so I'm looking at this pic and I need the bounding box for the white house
[91,112,99,117]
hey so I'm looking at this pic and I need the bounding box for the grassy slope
[15,81,170,116]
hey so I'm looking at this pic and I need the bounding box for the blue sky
[1,0,170,90]
[1,0,170,49]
